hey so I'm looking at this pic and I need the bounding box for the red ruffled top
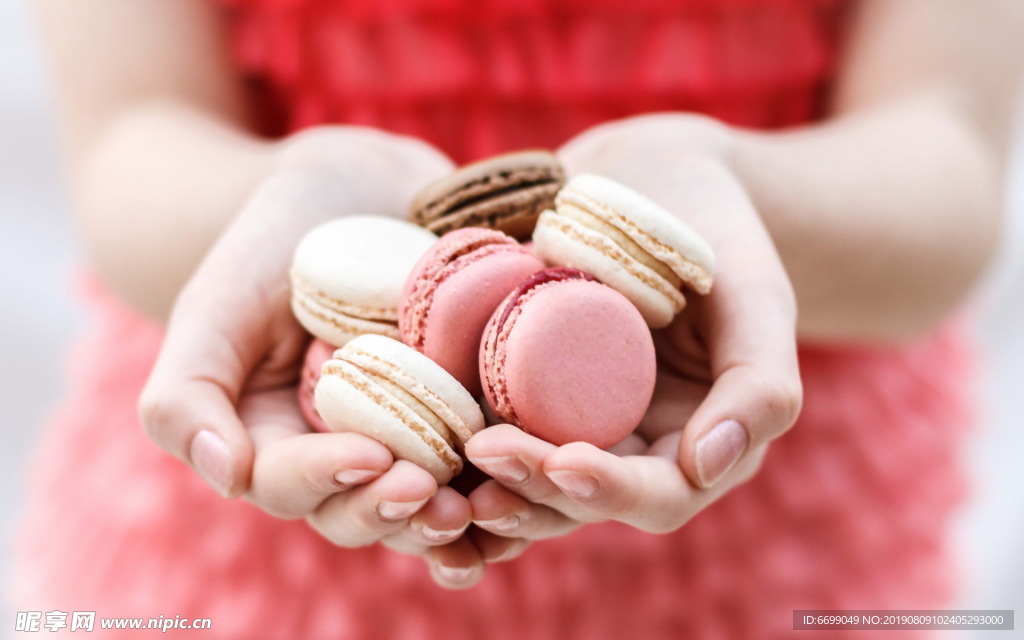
[219,0,849,160]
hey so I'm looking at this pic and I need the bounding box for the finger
[636,370,709,444]
[605,433,648,457]
[139,168,362,498]
[541,441,696,533]
[424,536,486,589]
[543,437,768,533]
[408,487,473,546]
[248,430,393,519]
[307,460,437,548]
[468,480,580,540]
[467,527,531,564]
[464,424,595,521]
[379,487,472,553]
[672,229,802,490]
[138,374,255,499]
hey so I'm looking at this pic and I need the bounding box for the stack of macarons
[288,150,715,485]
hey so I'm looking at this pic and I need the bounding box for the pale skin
[37,0,1023,589]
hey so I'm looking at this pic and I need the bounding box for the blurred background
[1,0,1021,637]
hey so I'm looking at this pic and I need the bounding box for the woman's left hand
[463,114,803,551]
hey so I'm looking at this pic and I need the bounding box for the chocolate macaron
[409,150,565,240]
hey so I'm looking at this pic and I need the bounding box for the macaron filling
[421,166,563,227]
[359,368,455,448]
[339,344,474,445]
[321,359,463,474]
[291,271,402,340]
[556,185,713,295]
[483,267,597,426]
[552,203,684,289]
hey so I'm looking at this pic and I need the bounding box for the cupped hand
[138,126,496,588]
[465,114,802,548]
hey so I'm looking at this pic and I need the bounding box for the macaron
[290,216,437,347]
[409,150,565,240]
[315,334,485,484]
[479,267,656,449]
[399,228,545,396]
[533,174,715,328]
[298,338,335,433]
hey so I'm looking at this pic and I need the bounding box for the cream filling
[555,203,684,289]
[291,271,399,322]
[322,360,462,474]
[557,187,713,295]
[360,370,455,448]
[537,212,686,309]
[341,346,472,446]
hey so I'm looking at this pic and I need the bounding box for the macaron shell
[315,364,460,483]
[409,151,565,240]
[423,183,560,240]
[496,280,656,448]
[290,293,402,347]
[533,210,683,328]
[339,335,485,445]
[559,174,715,286]
[291,216,437,345]
[298,339,335,433]
[293,216,438,306]
[399,227,517,347]
[403,241,545,396]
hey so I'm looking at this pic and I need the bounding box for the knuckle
[249,463,308,521]
[774,378,804,430]
[750,369,803,436]
[137,384,186,448]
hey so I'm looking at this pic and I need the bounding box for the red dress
[11,1,974,638]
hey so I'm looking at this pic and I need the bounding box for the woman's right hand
[138,126,505,588]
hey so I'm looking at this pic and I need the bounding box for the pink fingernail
[547,470,600,500]
[420,523,469,542]
[334,469,381,487]
[190,430,233,497]
[474,514,521,533]
[695,419,749,488]
[377,498,429,522]
[473,456,529,483]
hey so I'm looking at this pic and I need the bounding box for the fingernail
[190,430,232,497]
[473,456,529,483]
[547,470,600,500]
[695,419,749,488]
[420,523,469,543]
[435,564,476,583]
[377,498,429,522]
[474,514,521,533]
[334,469,381,488]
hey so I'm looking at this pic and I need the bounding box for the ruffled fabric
[219,0,848,161]
[11,277,972,639]
[10,0,976,637]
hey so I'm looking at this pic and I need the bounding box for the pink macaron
[399,228,545,397]
[479,267,656,448]
[298,338,335,433]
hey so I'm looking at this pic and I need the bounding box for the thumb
[138,172,329,497]
[673,222,802,490]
